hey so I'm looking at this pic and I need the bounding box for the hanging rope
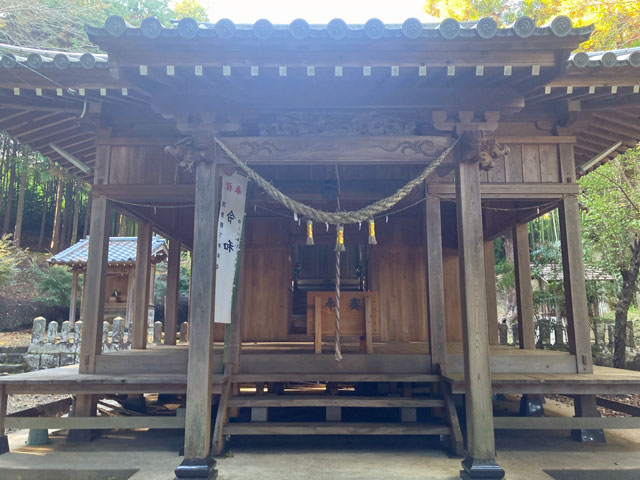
[335,247,342,362]
[213,136,459,225]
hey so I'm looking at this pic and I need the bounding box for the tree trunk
[118,213,127,236]
[1,144,17,235]
[71,182,81,245]
[38,182,49,250]
[13,149,27,247]
[0,137,9,219]
[50,177,64,253]
[613,239,640,368]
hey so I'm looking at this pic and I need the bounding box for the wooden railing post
[513,222,536,349]
[425,186,448,373]
[131,222,152,350]
[456,134,504,480]
[164,239,181,346]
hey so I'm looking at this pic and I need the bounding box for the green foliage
[153,251,191,305]
[173,0,209,21]
[579,146,640,278]
[424,0,640,49]
[0,234,20,286]
[33,264,72,307]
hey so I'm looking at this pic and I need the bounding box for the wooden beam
[493,416,640,429]
[0,385,7,453]
[131,222,152,350]
[559,194,593,374]
[78,196,109,374]
[164,239,181,346]
[513,222,535,350]
[455,141,502,475]
[364,295,374,354]
[91,184,195,202]
[425,191,447,372]
[490,136,576,144]
[5,416,185,430]
[484,240,499,346]
[427,183,578,199]
[183,155,218,460]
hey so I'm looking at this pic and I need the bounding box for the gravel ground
[7,394,71,415]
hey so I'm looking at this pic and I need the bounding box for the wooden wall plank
[487,154,506,183]
[522,144,542,183]
[504,145,523,183]
[539,144,560,182]
[443,250,463,343]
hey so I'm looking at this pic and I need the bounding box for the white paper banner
[214,172,248,324]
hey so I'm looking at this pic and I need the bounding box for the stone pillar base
[0,435,9,454]
[460,457,505,479]
[571,429,606,443]
[174,457,218,479]
[66,429,93,443]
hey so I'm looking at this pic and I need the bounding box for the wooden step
[229,395,445,408]
[232,373,441,383]
[223,421,451,436]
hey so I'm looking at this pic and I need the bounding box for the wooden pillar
[456,135,504,480]
[513,222,536,350]
[559,195,593,374]
[176,155,218,479]
[484,240,499,346]
[131,222,152,350]
[71,195,109,443]
[0,385,8,454]
[425,188,448,373]
[68,270,79,329]
[164,240,181,346]
[78,195,110,374]
[125,271,135,331]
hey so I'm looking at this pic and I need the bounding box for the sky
[195,0,438,24]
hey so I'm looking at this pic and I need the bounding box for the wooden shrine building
[49,236,168,326]
[1,14,640,480]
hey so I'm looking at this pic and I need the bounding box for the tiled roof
[84,15,591,43]
[569,47,640,68]
[49,236,168,267]
[0,43,108,71]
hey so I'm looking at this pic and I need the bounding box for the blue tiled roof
[49,236,167,266]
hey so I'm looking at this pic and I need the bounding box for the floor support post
[572,395,605,443]
[456,133,504,480]
[0,385,8,454]
[176,149,218,480]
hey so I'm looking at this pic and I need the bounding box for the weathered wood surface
[484,240,499,346]
[559,191,593,374]
[4,416,185,430]
[78,196,110,374]
[493,417,640,429]
[426,192,447,370]
[513,222,536,350]
[306,291,378,337]
[228,396,445,408]
[164,239,181,345]
[455,147,497,461]
[223,422,451,435]
[232,373,440,383]
[183,156,218,459]
[131,222,152,350]
[427,182,578,198]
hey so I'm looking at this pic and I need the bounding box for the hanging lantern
[368,219,377,245]
[335,225,346,252]
[306,220,314,245]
